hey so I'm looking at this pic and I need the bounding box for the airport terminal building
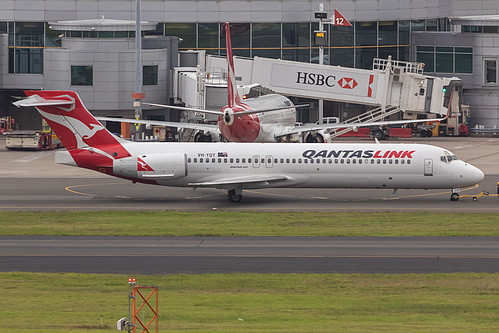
[1,0,499,130]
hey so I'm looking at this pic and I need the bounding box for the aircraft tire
[372,129,383,139]
[228,190,242,203]
[450,193,459,201]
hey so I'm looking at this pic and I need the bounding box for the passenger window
[218,158,221,163]
[322,159,326,164]
[298,159,302,163]
[224,158,227,163]
[377,160,381,164]
[212,158,215,163]
[188,158,192,163]
[292,158,296,163]
[280,158,284,163]
[242,158,246,163]
[304,159,308,163]
[352,159,356,164]
[340,159,344,164]
[389,160,392,164]
[230,158,234,163]
[346,159,350,164]
[383,160,387,164]
[194,158,197,163]
[286,158,290,163]
[335,159,338,164]
[401,160,405,164]
[248,158,251,163]
[200,158,203,163]
[395,160,398,164]
[407,160,411,164]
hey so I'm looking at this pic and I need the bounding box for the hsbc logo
[337,77,358,89]
[295,72,360,91]
[296,72,336,87]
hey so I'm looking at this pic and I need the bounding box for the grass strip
[1,211,499,236]
[2,272,499,332]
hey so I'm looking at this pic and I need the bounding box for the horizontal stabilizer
[13,94,74,108]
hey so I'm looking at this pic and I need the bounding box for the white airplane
[97,22,442,143]
[14,90,483,202]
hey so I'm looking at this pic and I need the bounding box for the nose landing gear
[450,193,460,201]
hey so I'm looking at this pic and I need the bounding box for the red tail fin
[16,91,129,160]
[225,22,243,108]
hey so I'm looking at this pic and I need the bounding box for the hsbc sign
[269,63,377,98]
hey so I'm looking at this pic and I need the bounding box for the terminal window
[71,66,93,86]
[143,65,158,86]
[484,59,497,84]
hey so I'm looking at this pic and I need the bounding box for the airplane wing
[142,102,222,116]
[188,174,289,188]
[273,117,443,138]
[95,117,220,134]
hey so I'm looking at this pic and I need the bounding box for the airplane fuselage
[219,94,296,143]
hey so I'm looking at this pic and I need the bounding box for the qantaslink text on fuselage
[296,72,336,87]
[302,149,416,159]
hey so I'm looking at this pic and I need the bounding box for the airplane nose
[461,163,484,185]
[474,166,485,184]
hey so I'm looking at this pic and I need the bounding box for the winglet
[225,22,242,107]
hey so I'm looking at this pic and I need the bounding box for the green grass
[1,211,499,236]
[2,272,499,332]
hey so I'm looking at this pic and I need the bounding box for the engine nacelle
[194,131,218,142]
[113,153,187,180]
[304,131,330,143]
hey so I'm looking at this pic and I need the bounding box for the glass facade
[3,18,454,77]
[416,46,473,74]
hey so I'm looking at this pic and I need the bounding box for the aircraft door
[265,155,273,168]
[252,155,260,168]
[424,158,433,176]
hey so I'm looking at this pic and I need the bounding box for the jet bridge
[208,55,460,115]
[173,52,463,133]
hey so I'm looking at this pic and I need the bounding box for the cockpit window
[441,151,459,163]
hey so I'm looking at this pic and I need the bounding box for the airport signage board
[270,63,377,98]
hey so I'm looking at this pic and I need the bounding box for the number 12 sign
[334,9,352,27]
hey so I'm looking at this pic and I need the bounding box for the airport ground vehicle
[0,116,14,134]
[5,130,60,150]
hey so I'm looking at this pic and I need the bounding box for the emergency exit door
[424,158,433,176]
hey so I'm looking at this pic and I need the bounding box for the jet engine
[193,131,218,142]
[304,130,330,143]
[223,108,235,126]
[113,153,187,179]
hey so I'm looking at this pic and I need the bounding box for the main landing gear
[227,189,243,203]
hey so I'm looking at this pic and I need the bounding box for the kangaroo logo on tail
[15,91,130,171]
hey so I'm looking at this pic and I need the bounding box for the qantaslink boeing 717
[14,90,483,202]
